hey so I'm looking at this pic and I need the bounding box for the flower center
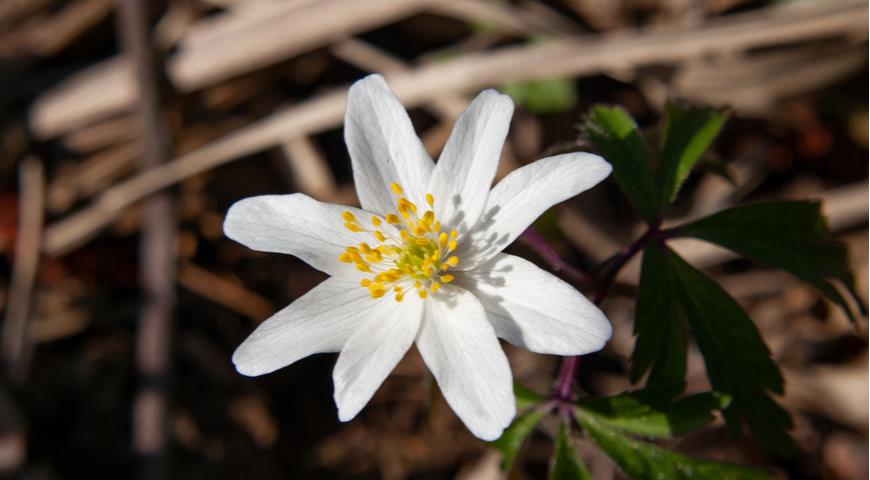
[338,183,459,302]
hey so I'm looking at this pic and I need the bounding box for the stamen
[340,182,461,300]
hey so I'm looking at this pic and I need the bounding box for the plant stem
[551,222,661,403]
[520,228,593,290]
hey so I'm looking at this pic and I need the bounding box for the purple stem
[551,223,661,403]
[520,228,593,290]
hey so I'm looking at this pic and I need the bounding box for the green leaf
[657,244,796,454]
[550,423,592,480]
[656,101,728,211]
[585,106,658,223]
[677,201,860,321]
[502,78,578,114]
[576,390,728,439]
[515,382,546,411]
[631,244,688,387]
[576,408,769,480]
[490,408,546,471]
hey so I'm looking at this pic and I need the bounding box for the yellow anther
[398,198,418,215]
[343,182,463,301]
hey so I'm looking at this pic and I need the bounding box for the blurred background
[0,0,866,478]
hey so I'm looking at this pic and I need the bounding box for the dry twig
[41,0,868,255]
[116,0,176,477]
[1,157,44,383]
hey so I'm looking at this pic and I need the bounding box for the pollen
[337,183,460,301]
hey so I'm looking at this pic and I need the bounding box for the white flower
[224,74,613,440]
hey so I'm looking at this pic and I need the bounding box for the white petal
[457,254,611,355]
[224,193,394,278]
[415,285,515,440]
[333,294,424,421]
[345,74,434,214]
[457,152,611,268]
[232,277,372,376]
[428,90,513,234]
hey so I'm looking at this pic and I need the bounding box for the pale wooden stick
[29,0,865,139]
[117,0,176,476]
[41,0,869,255]
[280,137,337,201]
[29,0,434,138]
[1,157,44,383]
[177,263,275,321]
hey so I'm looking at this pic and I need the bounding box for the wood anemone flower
[224,74,613,440]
